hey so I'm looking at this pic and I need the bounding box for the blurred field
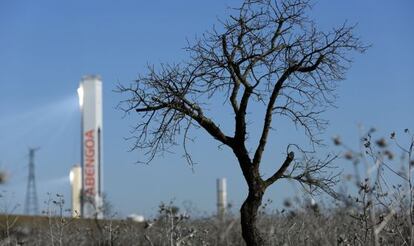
[0,213,145,245]
[0,204,411,246]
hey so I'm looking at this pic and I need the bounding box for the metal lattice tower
[24,148,39,215]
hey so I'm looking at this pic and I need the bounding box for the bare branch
[118,0,366,188]
[265,151,295,187]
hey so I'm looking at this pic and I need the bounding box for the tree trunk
[240,187,265,246]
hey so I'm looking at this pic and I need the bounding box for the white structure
[70,165,82,217]
[126,214,145,223]
[77,75,103,219]
[217,178,227,219]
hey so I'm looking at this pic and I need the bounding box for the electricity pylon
[24,147,40,215]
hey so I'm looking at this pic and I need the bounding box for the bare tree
[118,0,367,245]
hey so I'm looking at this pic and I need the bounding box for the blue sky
[0,0,413,217]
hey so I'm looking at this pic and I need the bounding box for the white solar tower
[217,178,227,219]
[77,75,103,219]
[70,164,82,217]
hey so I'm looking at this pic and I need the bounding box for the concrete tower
[70,165,82,217]
[77,75,103,219]
[217,178,227,219]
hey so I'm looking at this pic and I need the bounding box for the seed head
[333,136,341,146]
[375,138,387,148]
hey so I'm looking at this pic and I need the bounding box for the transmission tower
[24,148,39,215]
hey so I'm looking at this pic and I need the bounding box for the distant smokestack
[70,165,82,217]
[217,178,227,219]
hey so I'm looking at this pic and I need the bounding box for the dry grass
[0,202,411,246]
